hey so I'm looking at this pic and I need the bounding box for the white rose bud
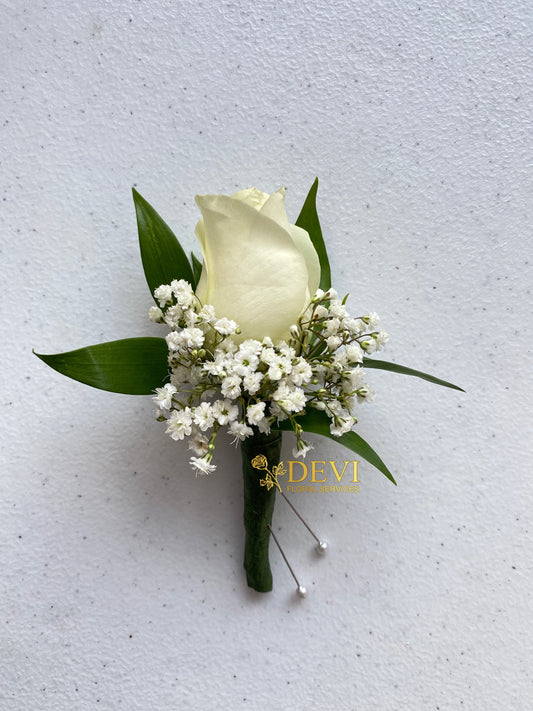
[193,187,320,344]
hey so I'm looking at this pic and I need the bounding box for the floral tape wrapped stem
[241,431,282,592]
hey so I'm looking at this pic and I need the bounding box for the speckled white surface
[1,1,532,709]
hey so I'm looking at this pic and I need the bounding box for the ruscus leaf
[132,188,194,299]
[295,178,331,291]
[34,337,169,395]
[362,358,464,392]
[191,252,203,288]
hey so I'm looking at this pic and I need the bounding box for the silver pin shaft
[267,524,307,597]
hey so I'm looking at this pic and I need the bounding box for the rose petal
[195,193,309,343]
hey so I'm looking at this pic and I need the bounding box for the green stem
[241,431,283,592]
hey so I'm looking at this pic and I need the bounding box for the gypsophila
[150,281,388,476]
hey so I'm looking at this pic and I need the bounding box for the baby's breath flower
[188,432,210,456]
[293,439,314,459]
[151,281,386,474]
[164,304,183,327]
[214,317,238,335]
[153,383,176,410]
[243,372,263,395]
[192,402,215,431]
[154,284,173,307]
[165,408,193,440]
[364,312,380,330]
[246,401,266,426]
[149,305,164,322]
[326,335,342,351]
[190,456,216,475]
[212,399,239,426]
[345,343,364,364]
[198,304,216,323]
[221,374,241,399]
[229,421,254,441]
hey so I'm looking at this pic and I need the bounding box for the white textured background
[1,1,532,709]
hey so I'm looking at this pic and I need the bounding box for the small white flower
[190,456,216,475]
[153,383,177,410]
[171,279,195,308]
[273,383,306,414]
[326,335,342,351]
[329,299,346,319]
[361,339,377,354]
[246,401,266,426]
[243,372,263,395]
[323,318,341,337]
[232,349,259,377]
[188,431,209,456]
[203,352,230,377]
[342,366,364,393]
[290,358,313,386]
[192,402,215,431]
[198,304,216,323]
[181,327,204,349]
[375,330,389,348]
[212,399,239,426]
[164,304,183,327]
[277,342,296,359]
[357,385,375,403]
[309,400,326,410]
[217,339,238,355]
[154,284,173,307]
[228,421,254,441]
[267,355,292,381]
[149,305,164,322]
[166,331,182,351]
[342,317,365,335]
[214,317,238,335]
[221,375,241,399]
[260,347,278,366]
[330,414,355,437]
[165,408,193,440]
[184,309,199,327]
[257,416,273,434]
[333,350,349,367]
[293,440,314,459]
[345,343,363,364]
[365,312,380,330]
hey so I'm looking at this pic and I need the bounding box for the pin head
[317,540,328,554]
[297,585,308,598]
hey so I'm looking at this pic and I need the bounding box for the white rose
[194,187,320,344]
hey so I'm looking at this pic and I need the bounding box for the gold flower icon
[251,454,268,470]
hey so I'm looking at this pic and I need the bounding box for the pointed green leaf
[34,337,169,395]
[274,409,396,485]
[295,178,331,291]
[132,188,194,299]
[363,358,464,392]
[191,251,203,288]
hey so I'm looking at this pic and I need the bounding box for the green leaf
[275,409,396,485]
[362,358,465,392]
[132,188,194,299]
[191,251,203,288]
[34,337,169,395]
[295,177,331,291]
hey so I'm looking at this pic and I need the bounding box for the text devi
[285,461,359,483]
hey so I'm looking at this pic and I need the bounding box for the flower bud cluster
[150,280,388,475]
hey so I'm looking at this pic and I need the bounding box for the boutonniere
[35,179,463,595]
